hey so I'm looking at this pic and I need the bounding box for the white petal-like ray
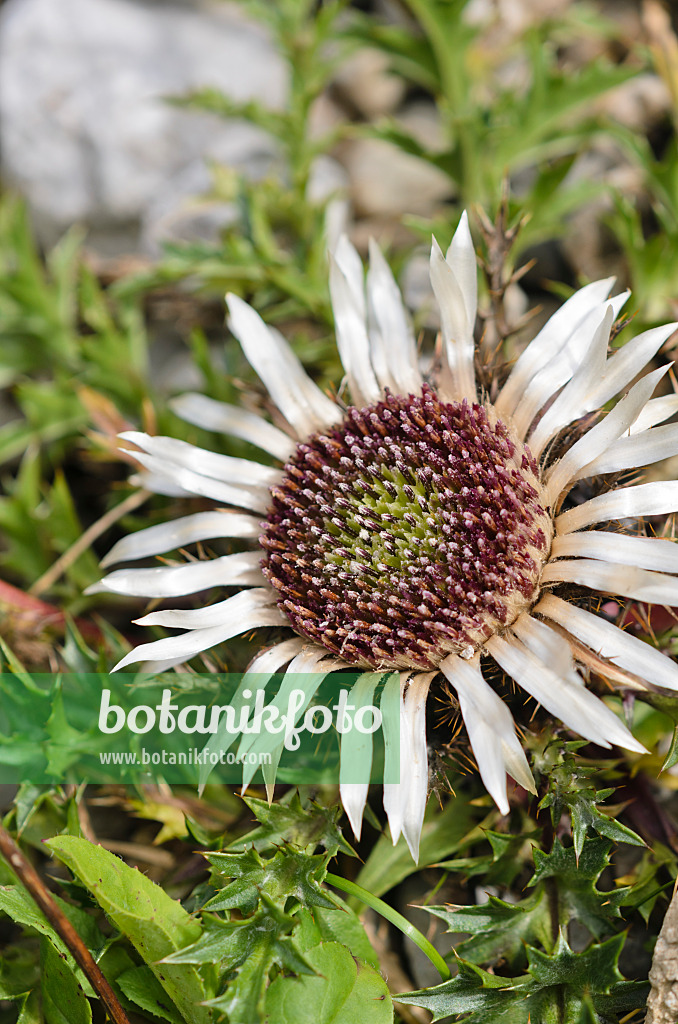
[334,234,367,318]
[245,636,306,677]
[629,394,678,435]
[381,672,405,843]
[119,432,280,487]
[383,674,411,849]
[485,632,645,752]
[511,612,580,682]
[383,671,434,859]
[577,422,678,480]
[430,213,477,402]
[592,322,678,407]
[496,277,616,420]
[129,472,193,498]
[197,635,306,793]
[530,322,677,458]
[528,305,614,458]
[329,252,382,406]
[556,481,678,534]
[367,238,422,396]
[238,646,340,792]
[542,557,678,606]
[227,293,342,438]
[536,593,678,691]
[100,511,261,568]
[440,654,535,814]
[401,673,434,862]
[446,211,478,330]
[511,293,630,442]
[544,366,669,503]
[134,587,284,630]
[340,672,381,841]
[125,450,270,513]
[87,551,263,597]
[170,393,295,461]
[551,531,678,574]
[112,618,267,671]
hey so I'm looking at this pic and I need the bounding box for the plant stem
[0,824,131,1024]
[29,487,150,598]
[326,871,452,981]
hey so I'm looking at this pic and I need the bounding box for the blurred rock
[598,72,671,132]
[332,47,406,119]
[340,136,451,219]
[0,0,288,253]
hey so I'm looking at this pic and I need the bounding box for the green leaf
[570,796,645,858]
[396,956,522,1023]
[162,900,311,974]
[41,940,91,1024]
[184,900,313,1024]
[529,838,628,938]
[426,890,552,965]
[17,988,43,1024]
[116,966,185,1024]
[295,898,380,970]
[207,939,274,1024]
[45,835,212,1024]
[0,945,39,999]
[226,792,355,857]
[525,932,624,992]
[0,885,104,974]
[204,847,339,914]
[263,942,392,1024]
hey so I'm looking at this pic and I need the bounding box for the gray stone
[0,0,288,252]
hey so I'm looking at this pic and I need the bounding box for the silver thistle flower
[89,212,678,860]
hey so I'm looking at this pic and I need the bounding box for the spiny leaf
[525,932,625,991]
[425,890,551,966]
[226,792,355,857]
[396,956,527,1023]
[529,838,629,938]
[204,846,339,914]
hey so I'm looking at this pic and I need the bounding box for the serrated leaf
[207,939,273,1024]
[162,900,311,977]
[570,797,644,859]
[263,942,392,1024]
[227,793,355,857]
[426,890,551,965]
[204,846,338,914]
[399,934,632,1024]
[529,838,628,938]
[525,932,625,991]
[192,902,313,1024]
[45,835,212,1024]
[396,956,527,1022]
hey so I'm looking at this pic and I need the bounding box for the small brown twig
[29,488,151,598]
[0,823,131,1024]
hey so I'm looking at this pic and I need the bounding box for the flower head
[90,211,678,860]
